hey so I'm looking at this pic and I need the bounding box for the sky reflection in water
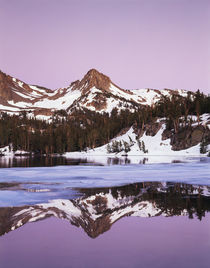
[0,159,210,268]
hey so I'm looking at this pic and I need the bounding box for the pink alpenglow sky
[0,0,209,93]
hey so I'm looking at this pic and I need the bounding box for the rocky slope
[65,114,210,158]
[0,69,189,118]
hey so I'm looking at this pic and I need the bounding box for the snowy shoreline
[1,114,209,162]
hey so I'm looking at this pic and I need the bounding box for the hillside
[65,114,210,159]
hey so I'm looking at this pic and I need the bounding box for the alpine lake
[0,155,210,268]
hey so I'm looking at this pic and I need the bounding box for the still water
[1,215,210,268]
[0,156,91,168]
[0,157,210,268]
[0,155,208,168]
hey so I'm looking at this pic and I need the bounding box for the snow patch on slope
[65,126,202,158]
[33,87,81,110]
[65,114,210,163]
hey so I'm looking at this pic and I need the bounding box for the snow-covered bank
[64,125,203,157]
[1,114,209,163]
[0,145,31,156]
[65,114,210,163]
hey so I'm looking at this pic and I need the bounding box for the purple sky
[0,0,209,93]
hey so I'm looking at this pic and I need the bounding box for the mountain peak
[86,68,101,76]
[78,69,111,94]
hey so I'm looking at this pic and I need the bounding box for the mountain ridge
[0,68,190,119]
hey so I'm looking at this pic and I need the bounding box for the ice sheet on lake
[0,160,209,206]
[0,161,209,186]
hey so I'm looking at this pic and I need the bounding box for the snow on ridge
[11,199,82,231]
[10,193,163,231]
[1,71,194,116]
[13,91,33,100]
[130,88,162,105]
[129,87,189,105]
[40,199,82,218]
[29,85,47,93]
[31,88,81,110]
[17,81,24,88]
[81,190,137,220]
[17,84,191,114]
[0,104,21,112]
[7,100,30,109]
[108,84,165,106]
[78,85,191,113]
[8,180,210,234]
[110,201,162,223]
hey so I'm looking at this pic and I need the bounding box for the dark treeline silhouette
[0,90,209,154]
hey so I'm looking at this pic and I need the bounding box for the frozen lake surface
[0,157,210,206]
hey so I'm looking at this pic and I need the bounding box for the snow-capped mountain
[0,69,189,118]
[1,182,209,238]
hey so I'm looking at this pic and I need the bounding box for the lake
[0,156,210,268]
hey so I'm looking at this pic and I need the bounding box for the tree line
[0,90,209,154]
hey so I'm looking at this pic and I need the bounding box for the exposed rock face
[0,69,53,113]
[128,117,209,154]
[75,69,112,94]
[68,69,134,112]
[145,122,162,136]
[162,129,171,140]
[170,125,210,151]
[33,108,53,117]
[0,71,26,102]
[160,123,210,151]
[0,206,23,236]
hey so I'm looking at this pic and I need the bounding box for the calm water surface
[0,155,209,168]
[0,157,210,268]
[0,215,210,268]
[0,156,91,168]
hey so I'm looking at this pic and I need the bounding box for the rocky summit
[0,68,189,119]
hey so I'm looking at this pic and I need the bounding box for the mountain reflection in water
[1,182,210,238]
